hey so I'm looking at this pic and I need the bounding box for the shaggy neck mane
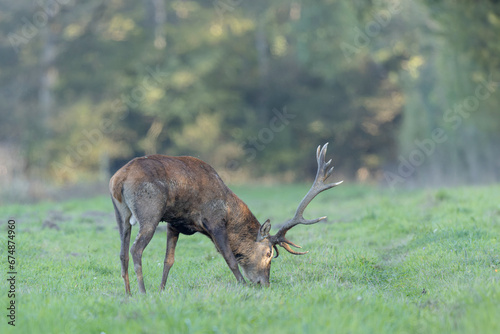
[226,194,261,263]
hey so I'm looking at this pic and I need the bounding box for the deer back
[109,155,257,236]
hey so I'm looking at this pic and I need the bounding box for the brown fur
[110,155,272,294]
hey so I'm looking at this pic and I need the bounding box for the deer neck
[225,195,261,262]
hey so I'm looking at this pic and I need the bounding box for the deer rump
[110,144,342,294]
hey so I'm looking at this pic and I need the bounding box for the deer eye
[266,250,272,258]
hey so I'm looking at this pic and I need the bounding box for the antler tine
[326,165,335,179]
[270,143,342,255]
[280,242,308,255]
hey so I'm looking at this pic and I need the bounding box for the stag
[109,143,342,294]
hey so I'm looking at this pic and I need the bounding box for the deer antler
[269,143,342,257]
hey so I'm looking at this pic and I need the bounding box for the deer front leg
[160,224,180,291]
[205,223,246,284]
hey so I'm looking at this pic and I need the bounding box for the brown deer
[109,143,342,294]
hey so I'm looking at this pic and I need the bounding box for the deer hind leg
[125,183,165,294]
[160,224,180,291]
[112,199,132,295]
[130,217,159,294]
[120,225,132,295]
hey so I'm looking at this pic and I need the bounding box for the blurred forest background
[1,0,500,201]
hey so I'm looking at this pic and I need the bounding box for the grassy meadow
[1,184,499,333]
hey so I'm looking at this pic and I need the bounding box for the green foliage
[1,184,499,333]
[398,0,500,185]
[1,0,499,187]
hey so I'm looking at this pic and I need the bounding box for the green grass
[1,184,499,333]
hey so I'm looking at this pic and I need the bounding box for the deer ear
[257,219,271,241]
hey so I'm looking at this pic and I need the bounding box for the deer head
[242,143,343,285]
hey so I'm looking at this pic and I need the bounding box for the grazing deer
[109,143,342,294]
